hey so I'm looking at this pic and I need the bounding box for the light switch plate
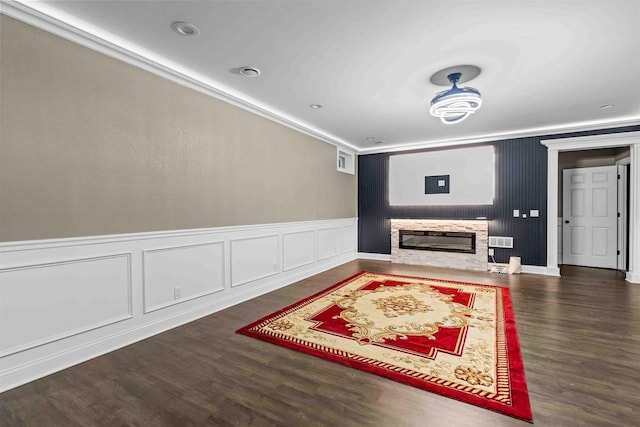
[513,209,520,217]
[530,209,539,217]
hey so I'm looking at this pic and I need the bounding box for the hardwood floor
[1,260,639,426]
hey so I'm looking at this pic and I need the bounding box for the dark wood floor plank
[2,260,640,426]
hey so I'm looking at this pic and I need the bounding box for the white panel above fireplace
[388,146,495,206]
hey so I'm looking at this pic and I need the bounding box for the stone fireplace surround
[391,219,488,271]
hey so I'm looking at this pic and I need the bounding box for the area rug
[237,271,533,422]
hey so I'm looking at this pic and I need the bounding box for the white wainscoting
[0,254,132,357]
[143,242,225,313]
[318,227,342,260]
[0,218,357,392]
[230,235,280,287]
[283,230,316,271]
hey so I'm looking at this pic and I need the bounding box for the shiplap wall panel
[359,126,640,266]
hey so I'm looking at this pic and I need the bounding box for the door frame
[541,131,640,283]
[617,161,629,270]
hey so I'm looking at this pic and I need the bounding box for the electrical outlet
[173,286,182,300]
[488,248,495,256]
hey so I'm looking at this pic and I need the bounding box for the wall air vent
[488,236,514,248]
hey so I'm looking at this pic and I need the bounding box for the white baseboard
[0,218,357,392]
[488,262,553,276]
[360,254,553,276]
[544,266,561,276]
[626,271,640,284]
[357,252,391,261]
[521,265,555,275]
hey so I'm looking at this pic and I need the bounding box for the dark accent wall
[358,125,640,266]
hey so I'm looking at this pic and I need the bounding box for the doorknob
[564,220,569,224]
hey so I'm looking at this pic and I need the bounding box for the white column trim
[541,131,640,283]
[546,149,560,276]
[628,144,640,283]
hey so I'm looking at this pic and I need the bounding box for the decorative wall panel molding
[143,242,225,313]
[0,254,132,357]
[0,217,357,392]
[230,235,280,287]
[283,230,316,271]
[341,225,357,253]
[318,227,342,260]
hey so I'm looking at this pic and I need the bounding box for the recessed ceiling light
[365,136,377,141]
[600,104,614,109]
[239,67,261,78]
[170,21,200,36]
[375,140,385,144]
[309,104,323,109]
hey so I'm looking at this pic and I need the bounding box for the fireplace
[399,230,476,254]
[391,219,488,271]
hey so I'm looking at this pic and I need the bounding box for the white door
[562,166,618,268]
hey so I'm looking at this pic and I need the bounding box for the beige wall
[0,16,356,242]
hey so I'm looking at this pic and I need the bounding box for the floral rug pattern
[237,272,532,422]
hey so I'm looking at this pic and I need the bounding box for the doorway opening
[542,131,640,283]
[559,148,630,271]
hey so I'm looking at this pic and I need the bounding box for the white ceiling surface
[8,1,640,153]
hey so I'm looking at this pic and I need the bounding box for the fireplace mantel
[390,219,488,271]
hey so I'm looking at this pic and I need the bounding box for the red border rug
[237,271,533,422]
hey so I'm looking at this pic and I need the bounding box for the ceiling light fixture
[309,104,323,109]
[430,72,482,124]
[239,67,261,77]
[170,21,200,36]
[600,104,614,109]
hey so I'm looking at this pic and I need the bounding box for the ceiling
[6,0,640,153]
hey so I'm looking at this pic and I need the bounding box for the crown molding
[0,0,360,153]
[359,117,640,155]
[3,0,639,157]
[541,130,640,151]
